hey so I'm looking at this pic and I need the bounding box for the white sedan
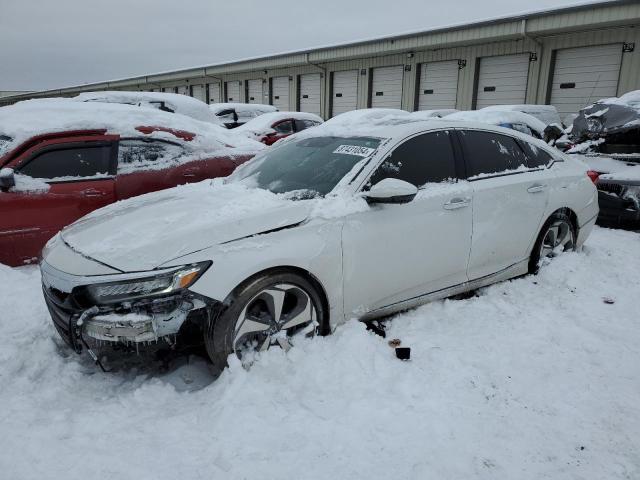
[40,119,598,369]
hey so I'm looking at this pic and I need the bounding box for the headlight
[85,262,211,304]
[587,118,603,134]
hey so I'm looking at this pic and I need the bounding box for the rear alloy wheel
[529,212,576,273]
[205,273,325,371]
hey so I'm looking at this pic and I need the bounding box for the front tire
[205,271,326,371]
[528,211,576,274]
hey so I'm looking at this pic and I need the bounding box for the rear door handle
[443,197,471,210]
[527,184,547,194]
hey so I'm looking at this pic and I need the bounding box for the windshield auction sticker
[333,145,376,157]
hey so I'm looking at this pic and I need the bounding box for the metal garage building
[2,0,639,122]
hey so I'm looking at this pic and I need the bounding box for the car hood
[61,181,312,272]
[572,103,640,140]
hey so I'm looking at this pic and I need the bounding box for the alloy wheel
[539,220,575,260]
[233,283,318,363]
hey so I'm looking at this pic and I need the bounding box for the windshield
[232,136,382,197]
[0,135,13,158]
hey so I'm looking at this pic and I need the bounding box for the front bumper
[41,261,211,348]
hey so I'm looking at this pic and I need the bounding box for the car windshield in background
[233,136,382,197]
[0,135,13,157]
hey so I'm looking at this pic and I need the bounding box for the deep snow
[0,227,639,479]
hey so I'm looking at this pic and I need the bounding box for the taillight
[587,170,600,183]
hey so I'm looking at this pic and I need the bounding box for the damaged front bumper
[40,260,217,353]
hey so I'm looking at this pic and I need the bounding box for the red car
[0,100,261,266]
[234,112,323,145]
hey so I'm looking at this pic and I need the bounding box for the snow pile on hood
[323,108,410,129]
[60,181,306,270]
[235,112,323,136]
[73,91,221,124]
[446,110,547,136]
[0,100,264,158]
[598,165,640,182]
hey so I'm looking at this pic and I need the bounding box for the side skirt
[359,259,529,321]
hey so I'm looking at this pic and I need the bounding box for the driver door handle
[443,197,471,210]
[527,183,547,194]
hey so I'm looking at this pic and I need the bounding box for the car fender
[172,219,346,328]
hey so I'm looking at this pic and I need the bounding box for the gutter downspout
[520,18,543,103]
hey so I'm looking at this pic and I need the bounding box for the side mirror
[364,178,418,204]
[0,168,15,190]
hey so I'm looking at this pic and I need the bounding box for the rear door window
[18,145,114,180]
[117,139,185,172]
[367,130,457,188]
[459,130,528,178]
[519,140,553,168]
[273,120,294,135]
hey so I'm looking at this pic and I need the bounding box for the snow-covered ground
[1,226,639,479]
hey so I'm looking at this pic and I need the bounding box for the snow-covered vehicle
[566,90,640,229]
[446,109,547,139]
[0,100,262,266]
[480,104,562,127]
[73,91,224,125]
[234,111,323,145]
[409,109,458,120]
[41,118,597,370]
[210,103,278,129]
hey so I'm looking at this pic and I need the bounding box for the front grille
[42,285,79,347]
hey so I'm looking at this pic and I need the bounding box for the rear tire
[528,211,576,274]
[204,271,327,372]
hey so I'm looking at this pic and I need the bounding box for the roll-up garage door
[417,60,459,110]
[549,44,623,118]
[226,81,241,102]
[208,82,221,104]
[271,76,289,110]
[331,70,358,116]
[247,79,264,104]
[475,54,530,109]
[371,66,404,109]
[177,86,189,96]
[298,74,321,116]
[163,87,175,93]
[191,84,205,102]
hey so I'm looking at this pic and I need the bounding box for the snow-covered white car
[40,119,598,370]
[446,109,547,139]
[72,91,223,125]
[210,103,278,129]
[234,111,323,145]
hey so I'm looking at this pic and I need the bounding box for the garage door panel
[226,81,241,102]
[247,79,264,104]
[208,83,221,104]
[191,85,205,102]
[550,44,622,118]
[331,70,358,116]
[299,74,321,116]
[418,60,459,110]
[371,66,404,109]
[475,54,530,109]
[271,76,289,110]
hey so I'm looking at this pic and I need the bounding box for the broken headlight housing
[84,262,211,305]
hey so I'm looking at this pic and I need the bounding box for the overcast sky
[1,0,595,91]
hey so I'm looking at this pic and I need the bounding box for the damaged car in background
[39,116,597,372]
[566,90,640,229]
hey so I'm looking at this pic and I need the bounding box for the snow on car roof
[598,90,640,111]
[0,99,263,157]
[235,111,323,134]
[480,104,561,126]
[73,91,220,124]
[209,103,278,114]
[446,109,547,135]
